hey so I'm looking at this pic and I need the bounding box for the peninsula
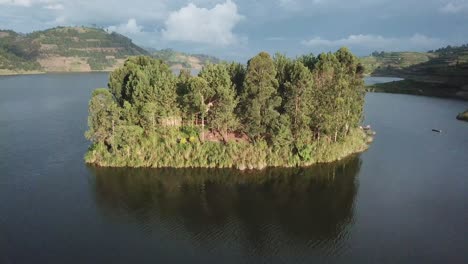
[361,44,468,100]
[85,48,372,170]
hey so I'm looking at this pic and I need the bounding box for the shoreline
[85,129,374,171]
[366,78,468,101]
[0,70,113,76]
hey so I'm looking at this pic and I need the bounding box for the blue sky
[1,0,467,61]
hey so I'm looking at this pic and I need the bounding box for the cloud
[301,34,446,52]
[440,1,468,13]
[107,19,143,35]
[162,0,244,46]
[44,3,63,10]
[0,0,58,7]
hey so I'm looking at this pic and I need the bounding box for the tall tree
[198,64,239,141]
[108,56,179,124]
[283,61,314,139]
[85,88,120,146]
[182,76,210,141]
[273,52,294,110]
[226,62,246,96]
[240,52,281,140]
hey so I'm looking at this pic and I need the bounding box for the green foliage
[240,52,281,140]
[108,56,179,123]
[86,49,370,170]
[198,64,239,138]
[0,30,42,71]
[85,88,120,145]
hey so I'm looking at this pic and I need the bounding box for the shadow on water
[87,155,362,256]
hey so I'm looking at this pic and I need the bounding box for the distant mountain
[362,44,468,100]
[150,48,221,72]
[0,27,220,75]
[0,27,148,73]
[360,45,468,85]
[360,51,434,75]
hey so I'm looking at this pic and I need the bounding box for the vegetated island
[457,110,468,122]
[0,27,218,75]
[361,44,468,100]
[85,48,373,170]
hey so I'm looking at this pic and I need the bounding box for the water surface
[365,76,404,85]
[1,74,467,263]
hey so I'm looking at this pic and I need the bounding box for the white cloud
[0,0,58,7]
[107,19,143,35]
[440,1,468,13]
[301,34,446,52]
[44,3,63,10]
[162,0,244,46]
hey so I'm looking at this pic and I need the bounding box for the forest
[85,48,371,170]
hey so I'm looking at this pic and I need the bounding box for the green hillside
[151,48,221,71]
[362,45,468,100]
[0,30,42,73]
[0,27,220,74]
[360,51,434,75]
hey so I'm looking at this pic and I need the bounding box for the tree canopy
[86,48,369,169]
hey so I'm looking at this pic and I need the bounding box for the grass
[85,128,372,170]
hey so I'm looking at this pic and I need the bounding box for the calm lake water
[1,73,467,263]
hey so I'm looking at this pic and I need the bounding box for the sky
[1,0,467,61]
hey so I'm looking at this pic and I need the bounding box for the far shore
[0,70,116,76]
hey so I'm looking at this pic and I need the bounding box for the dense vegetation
[0,30,42,72]
[85,48,371,170]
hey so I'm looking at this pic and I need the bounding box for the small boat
[432,129,442,133]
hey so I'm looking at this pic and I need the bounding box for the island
[85,48,373,170]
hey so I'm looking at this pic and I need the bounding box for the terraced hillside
[0,27,220,75]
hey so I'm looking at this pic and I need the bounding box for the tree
[108,56,179,125]
[240,52,281,140]
[273,52,294,109]
[85,88,120,146]
[297,53,317,72]
[283,61,314,139]
[182,76,210,141]
[226,62,246,96]
[198,64,239,141]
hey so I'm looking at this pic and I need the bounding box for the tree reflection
[88,155,361,254]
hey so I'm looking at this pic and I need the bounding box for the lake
[1,73,467,263]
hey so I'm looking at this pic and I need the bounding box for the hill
[0,27,220,75]
[362,45,468,100]
[151,48,220,72]
[360,51,435,75]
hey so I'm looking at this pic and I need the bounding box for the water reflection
[88,155,362,256]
